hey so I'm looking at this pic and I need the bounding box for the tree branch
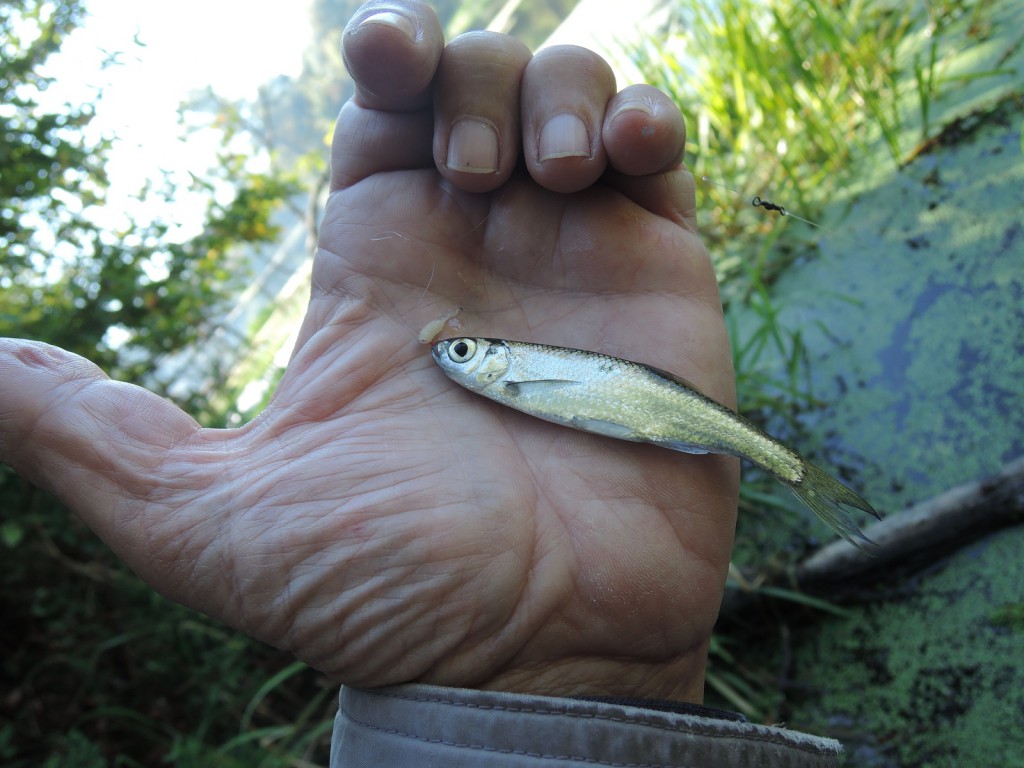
[720,455,1024,617]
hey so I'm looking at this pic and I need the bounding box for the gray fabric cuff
[330,683,842,767]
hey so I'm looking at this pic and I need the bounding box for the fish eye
[448,338,477,363]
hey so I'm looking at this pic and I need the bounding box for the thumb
[0,339,205,544]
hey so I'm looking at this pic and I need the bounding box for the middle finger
[521,45,617,194]
[433,31,532,193]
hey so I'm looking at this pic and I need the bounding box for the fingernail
[609,102,658,139]
[538,113,590,162]
[358,11,416,41]
[447,117,499,174]
[610,102,653,123]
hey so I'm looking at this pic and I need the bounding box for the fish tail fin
[788,462,882,553]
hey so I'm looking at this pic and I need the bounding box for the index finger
[342,1,444,111]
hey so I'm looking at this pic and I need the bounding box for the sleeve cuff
[330,683,842,767]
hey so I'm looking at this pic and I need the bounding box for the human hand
[0,0,738,702]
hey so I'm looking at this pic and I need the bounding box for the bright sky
[39,0,315,235]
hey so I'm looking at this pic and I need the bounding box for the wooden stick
[720,455,1024,616]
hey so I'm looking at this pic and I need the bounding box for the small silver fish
[431,337,880,549]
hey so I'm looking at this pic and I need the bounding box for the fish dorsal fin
[642,363,704,396]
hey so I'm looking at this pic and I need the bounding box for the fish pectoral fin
[569,416,641,441]
[653,438,711,455]
[503,379,579,398]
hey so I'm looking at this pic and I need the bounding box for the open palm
[0,2,738,702]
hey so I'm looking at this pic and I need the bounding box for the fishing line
[700,176,826,231]
[697,173,888,256]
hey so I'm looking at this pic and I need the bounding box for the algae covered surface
[791,526,1024,767]
[722,0,1024,548]
[728,101,1024,553]
[717,3,1024,763]
[725,110,1024,764]
[774,104,1024,514]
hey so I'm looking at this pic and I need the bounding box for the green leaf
[1,520,24,548]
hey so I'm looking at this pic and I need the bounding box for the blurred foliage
[0,487,336,766]
[443,0,579,45]
[0,0,301,412]
[1,0,311,764]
